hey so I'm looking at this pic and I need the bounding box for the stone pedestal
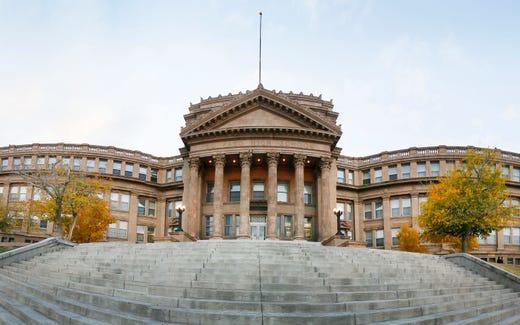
[170,232,196,242]
[322,235,367,247]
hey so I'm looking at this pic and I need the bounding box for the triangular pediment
[180,86,342,143]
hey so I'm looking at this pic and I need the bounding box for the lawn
[0,246,15,254]
[491,263,520,276]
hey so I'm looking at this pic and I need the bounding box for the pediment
[215,106,309,130]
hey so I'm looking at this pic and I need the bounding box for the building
[1,85,519,263]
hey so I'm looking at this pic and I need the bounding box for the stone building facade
[1,85,519,263]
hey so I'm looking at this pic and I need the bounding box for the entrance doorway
[250,216,266,240]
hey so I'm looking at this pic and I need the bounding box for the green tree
[419,149,515,252]
[0,201,12,233]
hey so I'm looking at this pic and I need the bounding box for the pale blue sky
[0,0,519,157]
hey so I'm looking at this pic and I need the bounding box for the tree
[397,224,427,253]
[67,198,114,243]
[0,201,12,233]
[419,149,515,252]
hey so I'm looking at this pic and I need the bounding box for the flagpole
[259,11,262,86]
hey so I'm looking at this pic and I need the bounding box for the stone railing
[0,237,75,267]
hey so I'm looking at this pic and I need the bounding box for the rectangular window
[125,163,134,177]
[392,228,399,246]
[446,160,455,174]
[166,170,173,182]
[139,166,147,181]
[304,216,314,241]
[348,171,354,184]
[388,165,397,181]
[136,225,146,243]
[362,170,370,185]
[113,161,121,176]
[419,194,427,214]
[391,198,400,217]
[512,198,520,217]
[1,159,8,170]
[304,183,312,205]
[374,168,382,183]
[224,215,240,237]
[365,231,373,247]
[276,215,293,239]
[375,199,383,219]
[364,202,372,220]
[206,182,214,202]
[39,219,48,230]
[61,157,70,168]
[13,157,21,170]
[110,192,130,211]
[277,182,289,203]
[502,165,510,179]
[430,161,440,177]
[48,156,56,169]
[9,185,27,202]
[229,181,241,202]
[252,182,265,200]
[25,157,37,171]
[175,168,183,181]
[32,188,42,201]
[337,169,345,183]
[512,228,520,245]
[37,157,45,169]
[166,200,174,219]
[401,163,410,179]
[402,196,411,216]
[336,202,346,221]
[345,201,353,221]
[148,200,156,216]
[417,162,426,177]
[375,230,384,247]
[513,167,520,182]
[479,230,497,245]
[99,159,107,173]
[87,159,95,172]
[151,169,158,183]
[73,158,81,171]
[138,197,146,216]
[0,186,3,198]
[504,228,511,244]
[205,216,213,237]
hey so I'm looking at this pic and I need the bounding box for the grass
[491,263,520,276]
[0,246,15,253]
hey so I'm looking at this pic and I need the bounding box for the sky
[0,0,519,157]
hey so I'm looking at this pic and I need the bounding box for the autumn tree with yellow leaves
[419,149,515,252]
[397,224,427,253]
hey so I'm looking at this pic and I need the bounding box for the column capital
[189,157,200,169]
[293,154,307,168]
[320,157,332,170]
[213,154,226,167]
[267,152,280,166]
[239,152,252,167]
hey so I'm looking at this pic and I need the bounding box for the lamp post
[333,208,343,236]
[175,205,186,232]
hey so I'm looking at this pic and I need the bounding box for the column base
[237,235,250,240]
[170,232,196,242]
[210,236,223,240]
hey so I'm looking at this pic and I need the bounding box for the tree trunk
[67,214,78,241]
[461,235,469,253]
[54,204,63,238]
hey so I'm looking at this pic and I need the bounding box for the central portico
[179,85,342,241]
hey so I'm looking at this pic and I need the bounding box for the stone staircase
[0,240,519,324]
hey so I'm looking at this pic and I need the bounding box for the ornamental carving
[267,152,280,166]
[239,152,252,167]
[319,157,332,170]
[293,154,307,168]
[213,154,226,167]
[188,157,200,169]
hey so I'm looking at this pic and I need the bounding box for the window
[364,202,372,220]
[147,227,155,243]
[479,230,496,245]
[61,157,70,168]
[229,181,241,202]
[252,182,265,200]
[419,194,427,214]
[388,165,397,181]
[336,202,346,220]
[0,186,3,198]
[375,199,383,218]
[504,228,511,244]
[513,228,520,245]
[365,231,373,247]
[502,165,510,179]
[113,161,121,175]
[512,198,520,217]
[348,171,354,184]
[39,219,47,230]
[391,198,400,217]
[174,168,183,181]
[138,198,146,216]
[166,170,173,182]
[148,200,156,216]
[125,163,134,177]
[87,159,95,172]
[136,225,146,243]
[13,157,21,170]
[9,185,27,202]
[48,156,56,169]
[206,182,214,202]
[345,201,353,220]
[362,170,370,185]
[277,182,289,203]
[513,167,520,182]
[417,162,426,177]
[304,217,314,241]
[139,166,147,181]
[151,169,158,183]
[205,216,213,237]
[402,196,411,216]
[401,163,410,179]
[37,157,45,169]
[304,183,312,205]
[391,228,399,246]
[32,188,42,201]
[99,159,107,173]
[73,158,81,171]
[224,215,240,237]
[276,215,293,239]
[430,161,440,177]
[375,230,384,247]
[1,159,8,170]
[446,160,455,174]
[138,197,156,217]
[110,191,130,211]
[166,200,174,219]
[23,157,32,169]
[337,169,346,183]
[374,168,382,183]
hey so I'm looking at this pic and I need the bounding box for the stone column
[156,199,166,237]
[212,154,226,239]
[239,152,252,239]
[354,200,363,242]
[128,193,138,243]
[294,154,306,240]
[187,157,200,238]
[266,152,279,240]
[410,192,419,229]
[383,195,392,249]
[318,158,333,241]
